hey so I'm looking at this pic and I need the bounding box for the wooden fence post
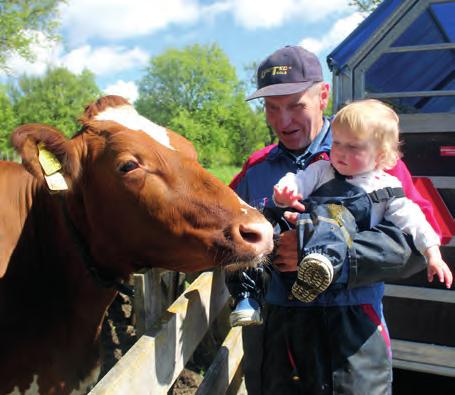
[133,269,162,337]
[89,270,230,395]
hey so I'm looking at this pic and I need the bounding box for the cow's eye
[118,161,139,173]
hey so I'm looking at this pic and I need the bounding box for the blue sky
[2,0,366,103]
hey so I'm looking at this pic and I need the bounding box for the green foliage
[205,165,241,185]
[9,67,101,137]
[136,43,270,167]
[324,95,334,117]
[0,84,17,155]
[349,0,382,13]
[0,0,65,73]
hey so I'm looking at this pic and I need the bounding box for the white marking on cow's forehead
[95,105,174,150]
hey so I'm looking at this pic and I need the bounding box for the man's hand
[273,229,298,272]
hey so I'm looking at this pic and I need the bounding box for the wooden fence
[0,150,20,162]
[89,269,244,395]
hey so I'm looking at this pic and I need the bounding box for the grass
[205,165,240,185]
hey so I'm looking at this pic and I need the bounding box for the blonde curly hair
[332,99,402,170]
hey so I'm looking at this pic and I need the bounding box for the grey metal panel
[384,42,455,52]
[368,90,455,98]
[399,113,455,132]
[392,339,455,377]
[384,284,455,303]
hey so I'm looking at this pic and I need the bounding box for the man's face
[264,83,329,153]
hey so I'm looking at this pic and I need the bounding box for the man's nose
[276,110,292,129]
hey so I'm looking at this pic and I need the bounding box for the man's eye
[118,161,139,173]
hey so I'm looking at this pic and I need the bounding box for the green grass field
[206,165,240,185]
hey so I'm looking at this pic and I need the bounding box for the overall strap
[369,187,405,203]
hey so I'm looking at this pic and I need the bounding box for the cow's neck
[1,179,117,394]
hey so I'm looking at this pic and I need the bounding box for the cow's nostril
[240,228,261,244]
[238,222,274,255]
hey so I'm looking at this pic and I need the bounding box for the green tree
[350,0,382,13]
[324,95,333,117]
[136,43,269,167]
[10,67,101,137]
[0,1,65,73]
[0,84,17,156]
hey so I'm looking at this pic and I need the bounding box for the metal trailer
[327,0,455,378]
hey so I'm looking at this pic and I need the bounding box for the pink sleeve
[385,160,442,239]
[229,144,277,190]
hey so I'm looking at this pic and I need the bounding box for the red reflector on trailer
[440,146,455,157]
[413,177,455,245]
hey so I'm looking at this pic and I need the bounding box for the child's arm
[384,186,453,288]
[273,184,306,211]
[272,161,331,210]
[424,245,453,288]
[386,160,441,237]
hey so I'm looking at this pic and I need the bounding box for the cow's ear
[11,124,80,190]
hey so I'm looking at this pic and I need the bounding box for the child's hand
[273,185,305,211]
[427,256,453,289]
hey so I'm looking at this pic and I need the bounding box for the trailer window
[364,3,455,114]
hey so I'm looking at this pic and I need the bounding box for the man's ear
[11,123,80,189]
[320,82,331,111]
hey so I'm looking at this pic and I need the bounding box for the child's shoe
[291,253,334,303]
[229,297,263,327]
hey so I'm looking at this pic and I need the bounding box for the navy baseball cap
[246,46,323,101]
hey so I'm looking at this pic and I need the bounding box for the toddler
[273,99,452,302]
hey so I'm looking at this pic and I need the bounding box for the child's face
[330,126,381,177]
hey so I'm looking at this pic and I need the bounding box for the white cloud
[62,45,149,75]
[60,0,200,43]
[1,33,149,79]
[104,80,139,103]
[1,31,62,77]
[229,0,353,29]
[299,12,364,55]
[58,0,356,43]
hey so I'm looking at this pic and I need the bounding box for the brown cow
[0,95,273,395]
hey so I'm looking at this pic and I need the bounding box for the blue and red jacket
[230,117,441,308]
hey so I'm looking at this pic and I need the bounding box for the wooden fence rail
[89,269,242,395]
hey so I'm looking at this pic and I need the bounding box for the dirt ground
[98,282,226,395]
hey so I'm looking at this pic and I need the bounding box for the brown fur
[0,95,273,394]
[80,95,131,123]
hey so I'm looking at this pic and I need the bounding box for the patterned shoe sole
[291,254,334,303]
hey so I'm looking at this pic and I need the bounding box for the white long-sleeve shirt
[274,160,440,255]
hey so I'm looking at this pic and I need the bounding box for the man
[227,45,440,394]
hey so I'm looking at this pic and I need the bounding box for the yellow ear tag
[38,143,62,176]
[37,143,68,191]
[44,172,68,192]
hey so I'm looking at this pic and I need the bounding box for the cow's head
[11,96,273,276]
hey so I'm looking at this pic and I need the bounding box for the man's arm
[278,159,434,286]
